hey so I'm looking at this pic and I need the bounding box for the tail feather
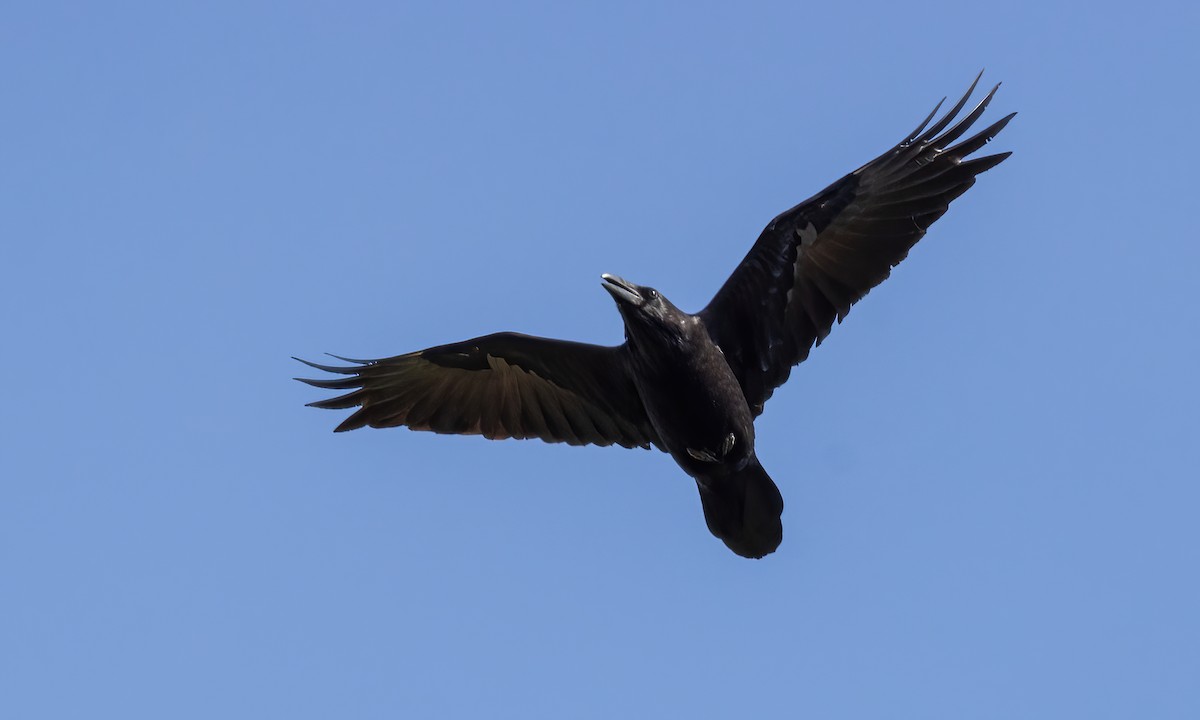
[697,461,784,559]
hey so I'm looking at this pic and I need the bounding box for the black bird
[297,74,1014,559]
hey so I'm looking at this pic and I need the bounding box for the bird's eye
[648,289,659,300]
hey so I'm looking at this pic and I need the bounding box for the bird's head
[601,273,691,347]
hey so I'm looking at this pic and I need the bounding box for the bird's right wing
[700,73,1014,415]
[296,332,661,450]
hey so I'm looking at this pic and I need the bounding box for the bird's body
[298,74,1015,558]
[610,284,752,474]
[600,275,782,556]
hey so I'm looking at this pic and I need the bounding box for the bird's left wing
[296,332,660,449]
[700,73,1015,415]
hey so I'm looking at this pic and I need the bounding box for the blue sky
[3,1,1198,718]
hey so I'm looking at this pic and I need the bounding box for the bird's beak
[601,273,643,306]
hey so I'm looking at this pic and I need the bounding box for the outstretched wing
[700,73,1015,415]
[296,332,660,449]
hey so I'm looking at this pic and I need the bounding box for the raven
[297,74,1014,559]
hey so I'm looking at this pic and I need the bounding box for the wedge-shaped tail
[696,460,784,559]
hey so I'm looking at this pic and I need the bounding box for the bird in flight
[297,73,1014,559]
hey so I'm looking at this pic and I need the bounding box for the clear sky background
[3,2,1198,718]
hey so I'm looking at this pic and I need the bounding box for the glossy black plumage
[297,74,1014,559]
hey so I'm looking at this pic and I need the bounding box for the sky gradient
[3,2,1198,718]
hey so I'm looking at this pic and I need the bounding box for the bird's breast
[629,332,755,475]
